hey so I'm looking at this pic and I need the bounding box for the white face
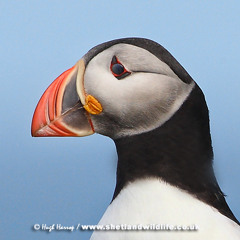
[83,44,195,139]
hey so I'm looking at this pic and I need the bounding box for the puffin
[31,38,240,239]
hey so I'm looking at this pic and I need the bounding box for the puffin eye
[112,63,124,75]
[110,56,130,80]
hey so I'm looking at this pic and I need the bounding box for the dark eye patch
[110,56,131,80]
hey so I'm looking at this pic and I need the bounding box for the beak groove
[31,61,94,137]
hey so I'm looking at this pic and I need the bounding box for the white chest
[90,178,240,240]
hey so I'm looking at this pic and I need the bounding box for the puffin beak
[31,59,102,137]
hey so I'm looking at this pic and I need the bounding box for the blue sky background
[1,1,240,239]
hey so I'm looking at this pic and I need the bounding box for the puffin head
[31,38,195,139]
[31,38,240,225]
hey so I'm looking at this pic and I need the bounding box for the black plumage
[113,84,239,224]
